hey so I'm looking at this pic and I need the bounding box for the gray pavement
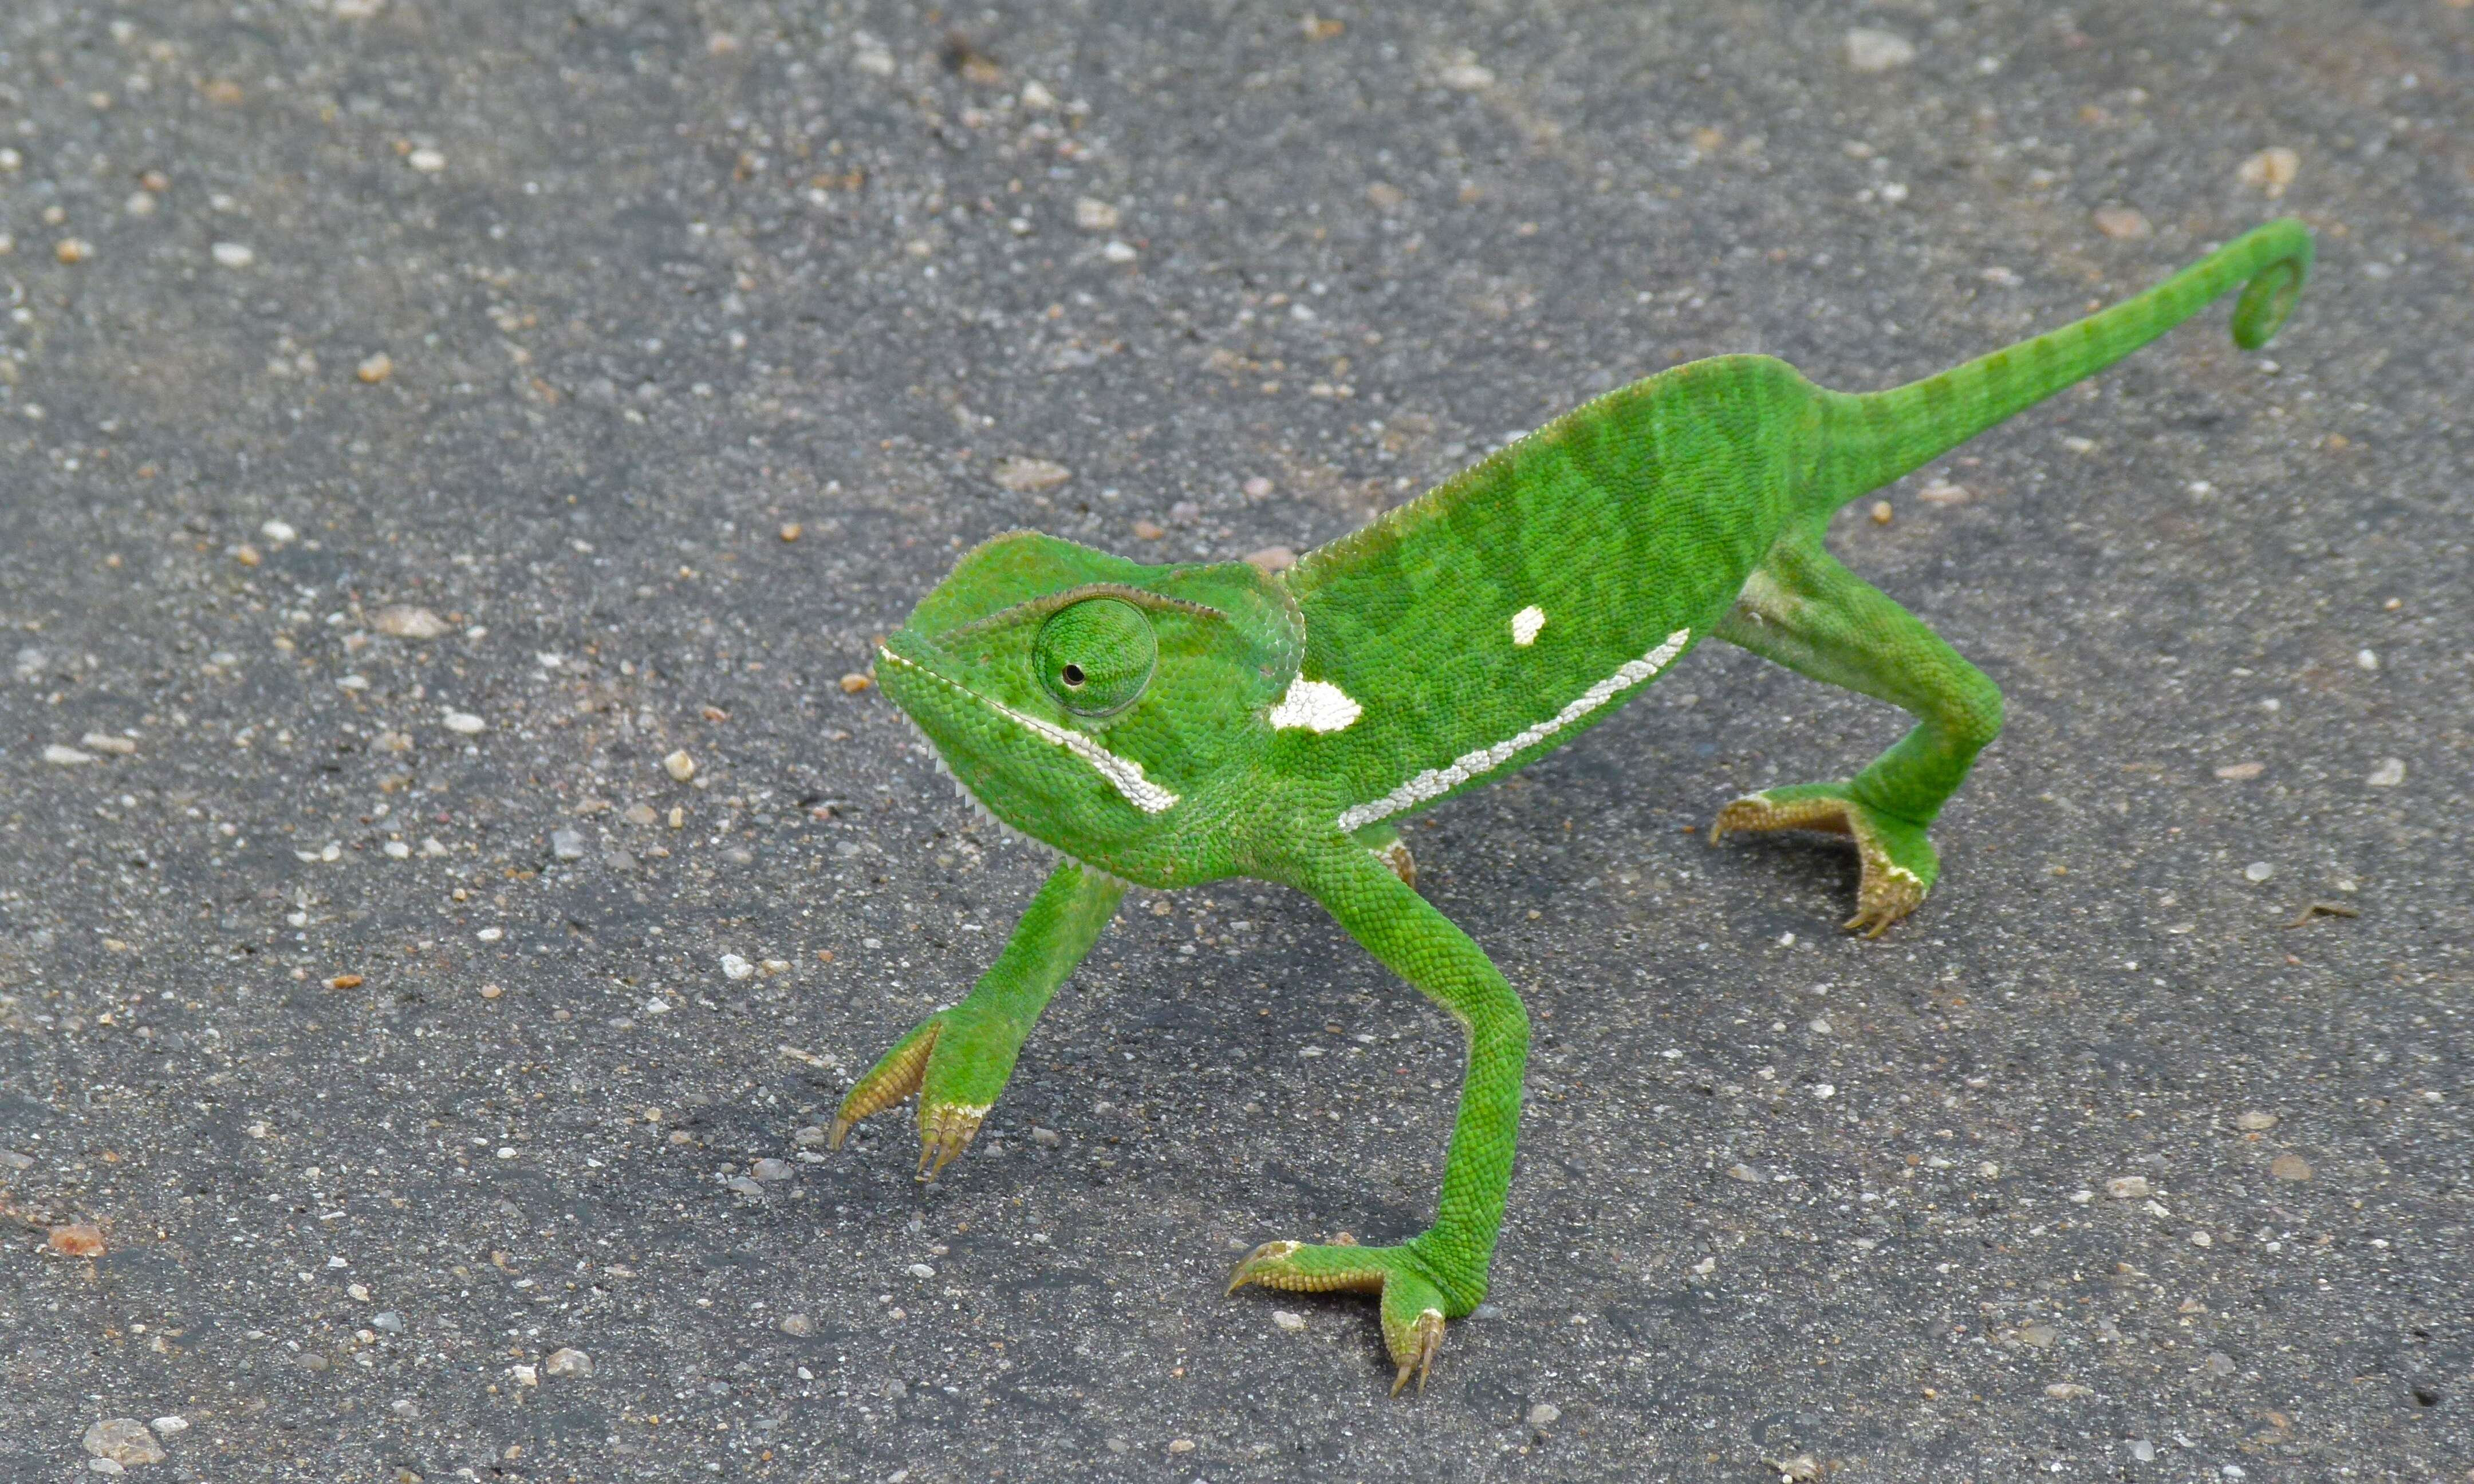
[2,2,2469,1479]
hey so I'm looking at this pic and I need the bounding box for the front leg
[832,859,1124,1179]
[1228,835,1530,1393]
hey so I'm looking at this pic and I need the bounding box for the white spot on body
[878,649,1180,814]
[1267,676,1363,733]
[1510,606,1546,646]
[1337,628,1692,833]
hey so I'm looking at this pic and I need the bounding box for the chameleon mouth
[875,632,1180,816]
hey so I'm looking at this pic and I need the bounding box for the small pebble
[1243,546,1297,574]
[2365,757,2405,788]
[2206,1349,2236,1375]
[779,1313,816,1336]
[1272,1310,1306,1331]
[48,1224,105,1257]
[372,605,447,638]
[43,744,98,765]
[778,522,802,542]
[56,238,93,264]
[442,711,486,735]
[2236,1111,2279,1131]
[480,984,502,999]
[407,147,447,173]
[1870,500,1893,524]
[475,927,503,942]
[727,1176,765,1196]
[1916,480,1969,504]
[720,953,754,980]
[543,1347,593,1378]
[2091,206,2151,240]
[2237,147,2299,198]
[373,1311,405,1332]
[1437,61,1495,89]
[1132,518,1168,540]
[2105,1175,2151,1199]
[327,973,363,990]
[510,1363,538,1386]
[149,1416,188,1436]
[1073,198,1120,231]
[752,1157,793,1181]
[2243,862,2274,882]
[2018,1324,2057,1348]
[356,353,395,384]
[2270,1153,2312,1181]
[1167,1439,1196,1455]
[2190,1230,2213,1248]
[1029,1126,1062,1147]
[992,456,1071,492]
[82,1420,163,1467]
[623,803,659,826]
[1726,1163,1759,1183]
[663,749,696,781]
[550,828,586,861]
[2129,1440,2157,1463]
[210,241,255,268]
[2213,761,2264,780]
[0,1149,31,1171]
[259,519,297,544]
[839,672,872,693]
[1526,1402,1560,1428]
[2044,1382,2093,1399]
[1101,240,1137,263]
[1843,27,1916,72]
[905,1263,936,1279]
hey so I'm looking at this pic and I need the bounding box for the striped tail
[1819,217,2313,503]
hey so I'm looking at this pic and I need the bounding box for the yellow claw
[1389,1308,1445,1395]
[1226,1240,1304,1296]
[915,1102,988,1182]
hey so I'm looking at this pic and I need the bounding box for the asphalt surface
[3,3,2469,1480]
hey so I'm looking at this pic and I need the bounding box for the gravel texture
[2,3,2468,1480]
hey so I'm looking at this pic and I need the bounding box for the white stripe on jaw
[1510,605,1546,646]
[1267,676,1363,733]
[878,648,1180,815]
[1336,627,1691,834]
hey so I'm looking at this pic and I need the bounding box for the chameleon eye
[1034,598,1155,717]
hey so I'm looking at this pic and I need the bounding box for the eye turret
[1034,598,1156,716]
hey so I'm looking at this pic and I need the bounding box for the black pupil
[1061,664,1085,686]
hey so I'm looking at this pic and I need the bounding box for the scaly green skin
[837,220,2311,1392]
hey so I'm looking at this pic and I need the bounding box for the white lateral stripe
[1336,627,1691,834]
[1267,676,1363,733]
[878,649,1180,814]
[1510,605,1546,646]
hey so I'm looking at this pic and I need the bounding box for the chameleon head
[874,531,1303,881]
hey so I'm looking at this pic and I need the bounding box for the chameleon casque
[831,219,2312,1392]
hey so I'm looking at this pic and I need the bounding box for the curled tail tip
[2230,219,2313,351]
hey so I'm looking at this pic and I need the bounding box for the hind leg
[1709,535,2003,935]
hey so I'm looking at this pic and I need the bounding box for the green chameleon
[831,219,2311,1392]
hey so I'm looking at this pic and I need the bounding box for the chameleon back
[1275,354,1821,831]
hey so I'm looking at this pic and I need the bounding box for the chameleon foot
[830,1007,1010,1181]
[1710,782,1937,937]
[1228,1238,1460,1394]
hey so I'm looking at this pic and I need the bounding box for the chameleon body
[833,220,2311,1392]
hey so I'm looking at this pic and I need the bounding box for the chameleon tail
[1818,216,2312,503]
